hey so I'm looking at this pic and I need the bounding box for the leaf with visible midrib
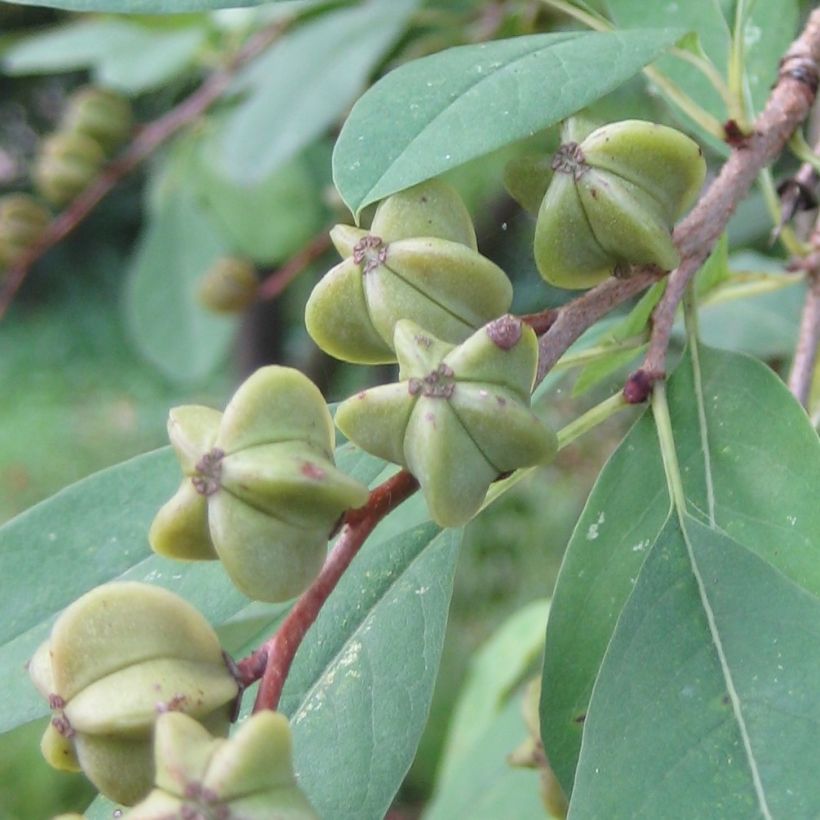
[332,28,684,216]
[541,343,820,796]
[569,512,820,817]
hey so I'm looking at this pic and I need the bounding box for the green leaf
[333,28,685,216]
[426,690,548,820]
[280,519,462,820]
[571,343,645,396]
[3,0,304,15]
[192,140,325,265]
[212,0,419,185]
[742,0,799,114]
[541,344,820,793]
[694,232,730,297]
[606,0,730,125]
[3,20,207,93]
[0,448,249,735]
[436,599,550,786]
[125,184,236,382]
[569,513,820,817]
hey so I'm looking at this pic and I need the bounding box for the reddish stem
[0,18,293,320]
[256,230,332,301]
[238,470,418,711]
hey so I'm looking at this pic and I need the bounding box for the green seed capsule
[305,180,512,364]
[28,583,238,806]
[533,119,706,289]
[62,86,132,153]
[34,131,105,206]
[335,316,557,527]
[197,256,258,314]
[127,711,318,819]
[149,366,369,602]
[0,193,50,270]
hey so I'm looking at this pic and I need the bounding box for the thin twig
[0,17,294,320]
[622,8,820,401]
[238,470,418,711]
[257,230,332,301]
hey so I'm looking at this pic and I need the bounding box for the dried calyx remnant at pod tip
[305,179,513,364]
[506,118,706,289]
[149,365,369,602]
[126,711,318,819]
[335,315,557,528]
[28,582,239,807]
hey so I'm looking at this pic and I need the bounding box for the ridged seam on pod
[125,711,319,819]
[34,131,106,206]
[149,366,369,602]
[305,179,513,364]
[533,119,706,290]
[28,582,238,807]
[0,193,50,269]
[335,316,557,527]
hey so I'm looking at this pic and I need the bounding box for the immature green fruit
[34,131,105,206]
[28,583,238,807]
[126,711,318,819]
[533,120,706,289]
[0,193,49,269]
[197,256,258,314]
[305,180,512,364]
[62,86,132,153]
[149,366,369,602]
[335,316,557,527]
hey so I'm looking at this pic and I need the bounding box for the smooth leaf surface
[4,0,299,15]
[333,28,684,215]
[569,514,820,818]
[436,599,550,787]
[606,0,730,124]
[425,690,548,820]
[125,185,235,382]
[192,141,325,265]
[279,521,462,820]
[743,0,800,114]
[213,0,418,184]
[541,344,820,793]
[0,448,249,734]
[3,20,207,93]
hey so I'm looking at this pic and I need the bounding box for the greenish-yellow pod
[34,131,105,206]
[149,366,369,602]
[305,179,512,364]
[335,316,557,527]
[197,256,258,314]
[125,711,318,819]
[28,583,238,807]
[533,119,706,289]
[62,86,132,153]
[0,193,50,270]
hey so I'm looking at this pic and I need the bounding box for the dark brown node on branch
[779,55,820,93]
[192,448,224,496]
[486,314,523,349]
[551,142,588,180]
[777,177,819,227]
[723,119,751,148]
[623,369,660,404]
[352,235,387,273]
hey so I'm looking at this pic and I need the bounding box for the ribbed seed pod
[62,86,132,153]
[335,316,557,527]
[0,193,50,270]
[28,583,238,807]
[197,256,258,314]
[34,131,105,206]
[305,179,512,364]
[533,119,706,289]
[149,366,369,602]
[126,711,318,819]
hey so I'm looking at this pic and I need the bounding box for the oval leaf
[333,28,684,216]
